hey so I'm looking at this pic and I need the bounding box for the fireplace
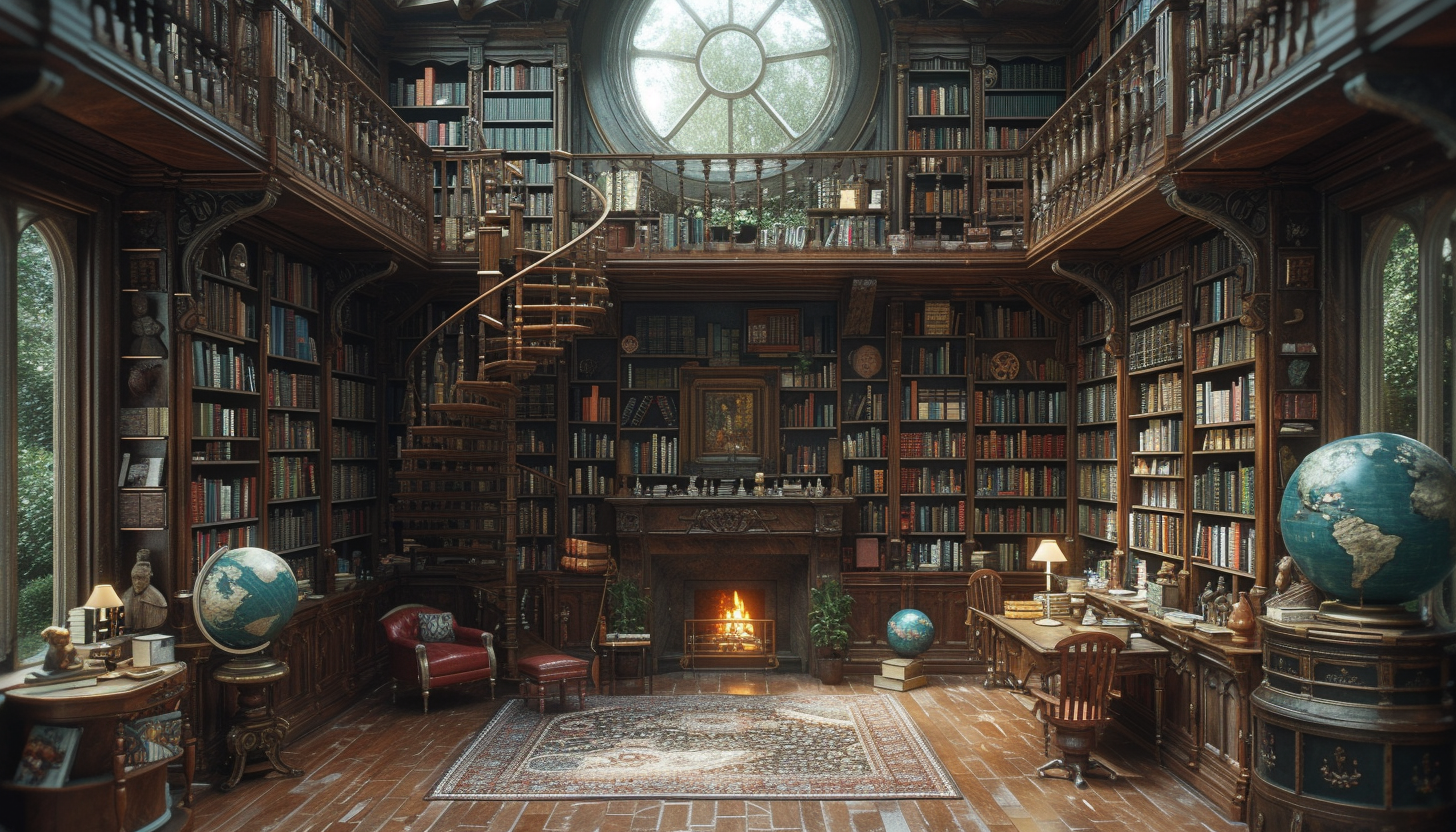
[607,495,850,674]
[683,585,777,669]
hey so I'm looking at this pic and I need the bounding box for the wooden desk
[972,612,1170,762]
[602,640,653,695]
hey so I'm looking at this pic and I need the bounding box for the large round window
[585,0,868,158]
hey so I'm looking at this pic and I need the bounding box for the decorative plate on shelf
[621,335,639,354]
[990,351,1020,380]
[983,64,999,88]
[850,344,883,378]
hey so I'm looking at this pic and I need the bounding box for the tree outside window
[14,225,57,662]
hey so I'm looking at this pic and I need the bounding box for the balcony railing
[1029,3,1176,245]
[1185,0,1323,135]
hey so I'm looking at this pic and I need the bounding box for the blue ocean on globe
[886,609,935,657]
[194,547,299,653]
[1279,433,1456,606]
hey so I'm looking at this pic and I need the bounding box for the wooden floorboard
[190,673,1247,832]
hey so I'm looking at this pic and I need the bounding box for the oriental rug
[428,693,960,801]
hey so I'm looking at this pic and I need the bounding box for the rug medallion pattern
[429,693,960,800]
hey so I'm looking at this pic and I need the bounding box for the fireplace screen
[681,589,779,670]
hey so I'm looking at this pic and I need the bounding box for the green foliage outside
[1381,224,1419,438]
[16,226,56,661]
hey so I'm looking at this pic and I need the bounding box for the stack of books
[873,657,927,691]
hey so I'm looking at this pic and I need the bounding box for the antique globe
[1279,433,1456,624]
[886,609,935,658]
[193,546,299,655]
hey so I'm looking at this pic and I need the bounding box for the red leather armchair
[379,604,496,713]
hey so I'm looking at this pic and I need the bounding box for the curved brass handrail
[403,169,612,407]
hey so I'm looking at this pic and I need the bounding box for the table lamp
[1030,539,1067,627]
[86,583,124,640]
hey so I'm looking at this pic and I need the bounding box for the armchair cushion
[419,611,456,643]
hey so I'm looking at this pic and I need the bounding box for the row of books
[1138,479,1180,509]
[978,429,1066,459]
[569,503,600,535]
[784,444,827,474]
[517,501,553,536]
[1128,272,1185,319]
[570,464,612,496]
[520,465,557,496]
[334,341,373,376]
[331,378,376,420]
[902,428,966,458]
[623,364,677,389]
[903,342,964,375]
[193,341,256,392]
[569,429,615,460]
[781,396,835,428]
[1193,273,1246,324]
[984,126,1035,149]
[816,215,887,248]
[1193,518,1255,573]
[1136,417,1183,453]
[985,157,1026,179]
[1193,232,1238,279]
[193,403,258,438]
[266,412,315,450]
[120,407,170,437]
[780,364,837,389]
[973,505,1066,534]
[975,302,1054,338]
[190,475,258,524]
[1077,426,1117,458]
[265,369,317,410]
[1194,461,1256,514]
[268,456,319,500]
[1133,455,1182,476]
[1130,510,1184,557]
[912,186,970,216]
[516,382,556,419]
[267,505,318,551]
[267,256,319,309]
[1133,243,1191,289]
[481,96,553,120]
[1201,426,1256,450]
[903,385,967,420]
[1135,371,1183,414]
[268,306,316,362]
[858,502,888,533]
[119,490,166,529]
[986,188,1023,220]
[907,83,971,115]
[705,323,744,364]
[1077,299,1109,341]
[480,126,553,151]
[973,388,1066,424]
[906,126,971,149]
[1277,391,1319,419]
[1193,373,1257,425]
[845,386,888,421]
[196,277,257,338]
[633,314,697,354]
[484,63,553,91]
[193,525,258,565]
[842,428,887,458]
[1078,504,1119,542]
[390,75,468,108]
[973,464,1066,497]
[903,540,968,571]
[849,464,886,495]
[626,435,678,475]
[331,462,376,501]
[1194,323,1256,369]
[899,500,965,533]
[900,466,964,494]
[332,504,375,539]
[1076,382,1117,422]
[516,428,552,454]
[985,92,1063,118]
[1078,462,1118,501]
[993,61,1066,89]
[408,119,467,147]
[1128,318,1183,371]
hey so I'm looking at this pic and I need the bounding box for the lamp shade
[86,584,124,609]
[1030,538,1067,565]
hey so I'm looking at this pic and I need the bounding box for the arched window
[3,209,77,667]
[1375,222,1419,438]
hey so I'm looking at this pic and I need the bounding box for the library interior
[1,0,1455,830]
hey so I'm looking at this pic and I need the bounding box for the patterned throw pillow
[418,612,455,643]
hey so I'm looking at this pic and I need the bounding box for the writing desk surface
[991,616,1170,659]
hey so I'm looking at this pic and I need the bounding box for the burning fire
[718,591,756,638]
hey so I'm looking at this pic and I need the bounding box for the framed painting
[680,366,779,477]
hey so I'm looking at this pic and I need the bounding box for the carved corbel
[1051,260,1125,358]
[174,181,280,331]
[1159,174,1267,291]
[327,261,399,349]
[1344,70,1456,158]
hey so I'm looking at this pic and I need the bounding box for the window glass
[15,224,57,662]
[628,0,836,154]
[1444,225,1455,458]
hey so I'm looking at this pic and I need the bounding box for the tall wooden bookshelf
[980,56,1064,249]
[1074,296,1120,581]
[903,52,975,244]
[568,336,618,547]
[326,291,381,581]
[482,59,557,252]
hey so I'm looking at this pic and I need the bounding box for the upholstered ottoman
[517,654,590,713]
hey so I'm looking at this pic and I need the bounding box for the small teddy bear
[40,626,83,674]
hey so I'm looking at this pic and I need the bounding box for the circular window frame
[581,0,879,162]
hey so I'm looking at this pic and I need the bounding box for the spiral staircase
[390,163,611,676]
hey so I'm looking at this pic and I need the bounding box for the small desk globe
[193,545,299,653]
[886,609,935,658]
[1279,432,1456,624]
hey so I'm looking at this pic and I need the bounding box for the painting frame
[680,366,780,478]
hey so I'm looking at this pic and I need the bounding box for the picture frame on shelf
[13,724,82,788]
[679,366,779,478]
[123,251,164,291]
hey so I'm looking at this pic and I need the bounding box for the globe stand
[1317,600,1426,628]
[213,654,304,792]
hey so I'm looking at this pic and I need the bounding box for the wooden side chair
[1030,631,1123,789]
[964,568,1005,684]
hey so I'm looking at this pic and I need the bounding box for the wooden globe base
[1316,600,1426,627]
[212,655,304,792]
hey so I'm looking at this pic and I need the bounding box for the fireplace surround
[607,496,850,673]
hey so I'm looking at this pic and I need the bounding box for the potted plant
[809,578,853,684]
[606,577,650,638]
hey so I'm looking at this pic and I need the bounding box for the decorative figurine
[754,472,765,496]
[122,550,169,633]
[128,294,167,358]
[1081,607,1099,626]
[39,626,83,674]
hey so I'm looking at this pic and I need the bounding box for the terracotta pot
[818,656,845,685]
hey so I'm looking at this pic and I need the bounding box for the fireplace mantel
[607,496,850,673]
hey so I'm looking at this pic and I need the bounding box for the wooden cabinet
[841,572,970,673]
[1,663,193,832]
